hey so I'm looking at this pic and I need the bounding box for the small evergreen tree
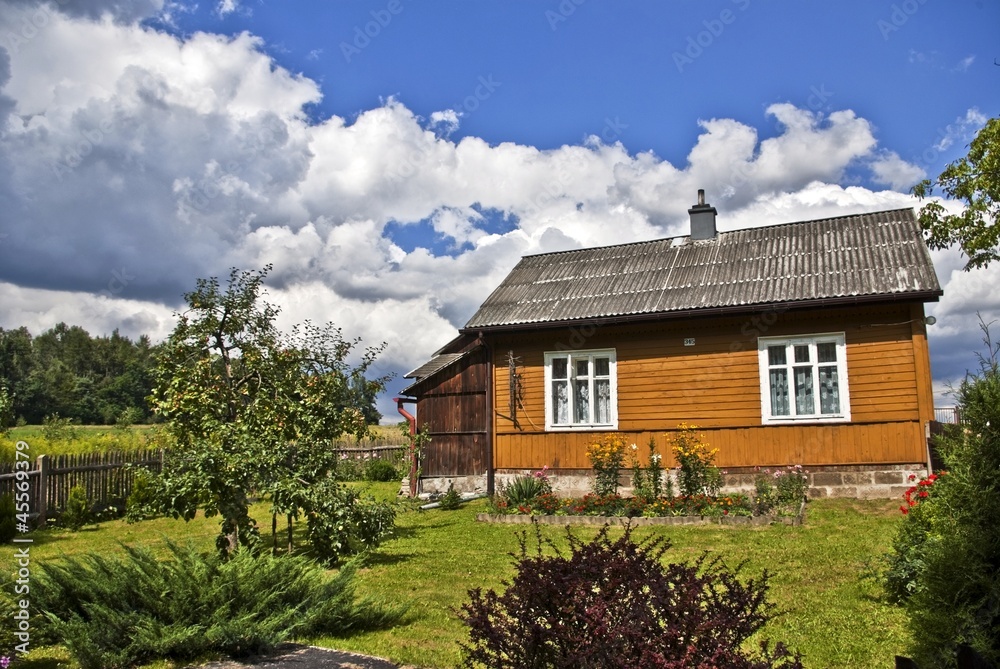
[886,319,1000,667]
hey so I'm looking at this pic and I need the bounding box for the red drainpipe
[395,397,418,498]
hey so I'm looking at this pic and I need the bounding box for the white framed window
[544,349,617,430]
[758,333,850,424]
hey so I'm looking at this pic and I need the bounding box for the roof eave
[460,290,944,335]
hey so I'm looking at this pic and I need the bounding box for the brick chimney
[688,189,717,240]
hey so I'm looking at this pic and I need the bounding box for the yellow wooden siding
[490,304,932,468]
[495,421,927,470]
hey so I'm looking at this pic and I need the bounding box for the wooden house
[399,193,943,498]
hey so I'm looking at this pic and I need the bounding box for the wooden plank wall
[415,348,490,477]
[491,303,932,469]
[494,422,926,470]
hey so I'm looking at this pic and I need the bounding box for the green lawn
[1,489,910,669]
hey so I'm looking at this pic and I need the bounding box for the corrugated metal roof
[399,345,482,397]
[464,208,942,330]
[404,353,466,381]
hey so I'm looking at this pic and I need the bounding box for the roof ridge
[520,207,916,259]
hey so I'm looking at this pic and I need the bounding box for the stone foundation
[416,474,489,496]
[486,463,929,500]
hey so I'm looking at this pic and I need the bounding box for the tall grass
[0,426,170,464]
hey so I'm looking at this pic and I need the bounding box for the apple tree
[149,265,390,556]
[914,117,1000,270]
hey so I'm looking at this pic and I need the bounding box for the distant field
[1,423,406,464]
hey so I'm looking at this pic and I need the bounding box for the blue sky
[0,0,997,420]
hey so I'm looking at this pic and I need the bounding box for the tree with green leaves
[150,265,390,555]
[914,116,1000,270]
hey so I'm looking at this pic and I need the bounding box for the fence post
[36,454,49,528]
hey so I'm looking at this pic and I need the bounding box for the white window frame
[757,333,851,424]
[543,349,618,431]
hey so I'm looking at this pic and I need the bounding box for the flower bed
[478,492,806,526]
[476,502,806,527]
[483,427,809,526]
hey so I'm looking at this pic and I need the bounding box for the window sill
[546,424,619,432]
[761,415,850,426]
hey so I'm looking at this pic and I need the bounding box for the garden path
[188,644,422,669]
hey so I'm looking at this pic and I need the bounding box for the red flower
[908,474,917,482]
[919,491,928,498]
[900,506,909,515]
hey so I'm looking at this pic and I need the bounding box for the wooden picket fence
[0,449,164,526]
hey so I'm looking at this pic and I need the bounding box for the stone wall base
[486,463,929,501]
[416,474,489,496]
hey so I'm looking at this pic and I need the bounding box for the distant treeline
[0,322,384,427]
[0,323,158,425]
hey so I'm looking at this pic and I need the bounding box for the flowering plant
[587,434,627,495]
[631,436,668,502]
[670,424,721,498]
[899,472,945,515]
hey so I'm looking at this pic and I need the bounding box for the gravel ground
[187,644,423,669]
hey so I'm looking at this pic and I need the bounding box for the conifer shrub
[885,323,1000,667]
[363,458,399,482]
[32,540,404,669]
[437,483,462,510]
[57,485,92,530]
[459,524,803,669]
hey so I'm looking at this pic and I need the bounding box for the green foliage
[303,479,397,565]
[914,116,1000,270]
[149,265,390,556]
[58,485,93,531]
[499,470,552,507]
[630,436,666,502]
[752,466,809,515]
[41,413,79,441]
[0,493,15,543]
[459,525,803,669]
[31,540,405,669]
[124,468,165,523]
[0,386,13,435]
[887,321,1000,667]
[364,458,400,482]
[437,484,462,511]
